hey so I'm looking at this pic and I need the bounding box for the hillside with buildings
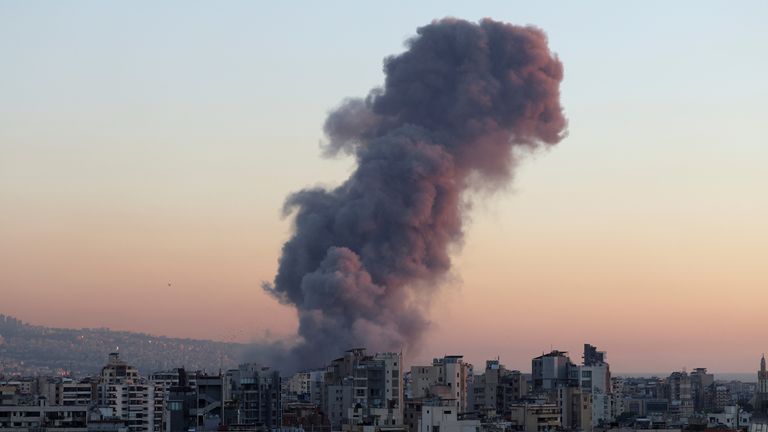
[0,314,244,377]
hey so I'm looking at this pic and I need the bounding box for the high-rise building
[532,351,578,396]
[689,367,714,412]
[159,369,225,432]
[96,352,161,432]
[578,344,612,427]
[666,371,693,421]
[322,348,403,429]
[223,363,282,430]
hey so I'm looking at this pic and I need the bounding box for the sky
[1,1,766,373]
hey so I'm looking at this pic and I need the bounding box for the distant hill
[0,314,246,377]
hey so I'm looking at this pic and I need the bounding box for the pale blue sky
[1,1,766,372]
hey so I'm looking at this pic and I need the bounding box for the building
[327,378,354,429]
[96,353,160,432]
[689,368,714,412]
[666,371,693,422]
[711,384,731,412]
[60,378,96,406]
[576,344,612,427]
[418,399,479,432]
[706,405,751,428]
[531,351,578,397]
[323,349,403,429]
[0,386,18,407]
[25,377,95,408]
[283,402,329,431]
[224,363,282,430]
[0,398,88,431]
[288,371,312,402]
[162,368,199,432]
[610,377,624,420]
[195,373,225,429]
[583,345,605,367]
[508,402,560,432]
[286,369,326,407]
[411,356,472,414]
[558,387,592,431]
[472,360,527,418]
[404,398,425,432]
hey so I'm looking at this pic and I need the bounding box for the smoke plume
[259,18,566,371]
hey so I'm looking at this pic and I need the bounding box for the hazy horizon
[2,311,764,379]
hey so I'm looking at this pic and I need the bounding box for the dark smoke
[258,18,566,371]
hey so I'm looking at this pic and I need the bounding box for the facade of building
[472,360,527,418]
[508,402,560,432]
[583,345,605,367]
[689,368,714,412]
[404,398,425,432]
[60,379,96,407]
[323,349,403,430]
[224,363,282,430]
[96,353,160,432]
[531,351,578,396]
[558,387,592,431]
[579,364,610,426]
[411,356,472,414]
[0,400,88,431]
[418,400,479,432]
[705,405,751,428]
[666,371,693,422]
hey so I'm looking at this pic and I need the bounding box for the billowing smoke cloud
[259,18,566,371]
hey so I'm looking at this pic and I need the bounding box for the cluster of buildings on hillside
[0,314,242,377]
[1,345,768,432]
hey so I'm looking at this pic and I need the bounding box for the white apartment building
[97,353,160,432]
[579,364,612,426]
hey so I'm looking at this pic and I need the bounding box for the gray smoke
[258,18,566,371]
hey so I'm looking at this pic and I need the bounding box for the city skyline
[1,1,767,374]
[2,344,767,431]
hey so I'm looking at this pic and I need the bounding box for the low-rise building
[508,402,560,432]
[0,399,88,431]
[418,400,479,432]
